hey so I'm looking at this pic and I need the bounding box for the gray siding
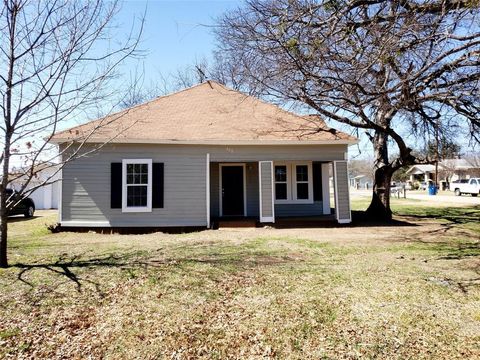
[208,144,346,162]
[62,144,207,226]
[246,163,259,217]
[61,144,346,226]
[334,161,351,221]
[210,163,220,218]
[259,162,273,219]
[275,203,324,217]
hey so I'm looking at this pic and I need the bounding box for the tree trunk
[0,194,7,268]
[0,135,10,268]
[0,138,9,268]
[366,129,393,221]
[367,166,393,221]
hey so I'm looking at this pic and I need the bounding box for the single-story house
[50,81,357,228]
[349,175,372,190]
[407,159,480,189]
[407,164,436,184]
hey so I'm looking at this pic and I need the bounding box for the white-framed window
[274,162,313,204]
[122,159,152,212]
[274,164,290,201]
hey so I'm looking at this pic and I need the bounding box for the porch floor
[214,215,337,229]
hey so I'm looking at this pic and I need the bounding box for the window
[122,159,152,212]
[274,165,288,200]
[274,162,313,204]
[295,165,309,200]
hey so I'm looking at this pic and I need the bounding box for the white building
[10,163,60,209]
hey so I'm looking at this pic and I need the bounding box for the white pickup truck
[450,178,480,197]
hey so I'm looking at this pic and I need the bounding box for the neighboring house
[9,163,60,210]
[350,175,372,190]
[406,159,480,189]
[50,81,357,228]
[407,164,436,184]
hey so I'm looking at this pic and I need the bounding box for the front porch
[213,215,337,229]
[207,159,351,227]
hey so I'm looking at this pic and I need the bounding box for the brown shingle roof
[51,81,357,144]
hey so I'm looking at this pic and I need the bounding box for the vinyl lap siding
[275,203,324,217]
[210,163,220,218]
[61,144,347,226]
[208,145,346,162]
[62,145,207,226]
[246,163,259,217]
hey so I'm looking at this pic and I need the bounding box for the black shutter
[313,163,323,202]
[111,163,122,208]
[152,163,164,208]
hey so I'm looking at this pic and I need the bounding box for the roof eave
[49,138,359,146]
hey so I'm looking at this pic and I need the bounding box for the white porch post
[333,161,352,224]
[206,153,210,228]
[58,168,63,223]
[321,163,331,215]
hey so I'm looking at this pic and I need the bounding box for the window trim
[293,163,314,203]
[274,161,314,204]
[122,159,152,213]
[273,164,291,203]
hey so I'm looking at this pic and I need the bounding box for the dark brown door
[221,166,244,216]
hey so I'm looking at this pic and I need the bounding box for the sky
[117,0,240,82]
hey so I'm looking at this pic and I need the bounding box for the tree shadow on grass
[11,250,301,297]
[394,205,480,225]
[350,211,418,227]
[8,215,40,223]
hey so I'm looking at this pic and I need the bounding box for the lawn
[0,203,479,359]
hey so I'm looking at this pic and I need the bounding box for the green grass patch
[1,208,479,358]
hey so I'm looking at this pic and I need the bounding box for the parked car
[450,178,480,197]
[4,189,35,217]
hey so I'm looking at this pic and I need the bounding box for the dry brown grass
[0,206,479,359]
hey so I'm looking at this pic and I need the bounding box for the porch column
[258,161,275,223]
[321,163,331,215]
[333,161,352,224]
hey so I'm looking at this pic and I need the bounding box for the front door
[221,165,245,216]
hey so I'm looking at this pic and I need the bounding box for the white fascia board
[50,138,359,146]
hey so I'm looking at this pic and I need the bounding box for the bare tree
[439,159,459,184]
[215,0,480,220]
[464,152,480,177]
[0,0,144,267]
